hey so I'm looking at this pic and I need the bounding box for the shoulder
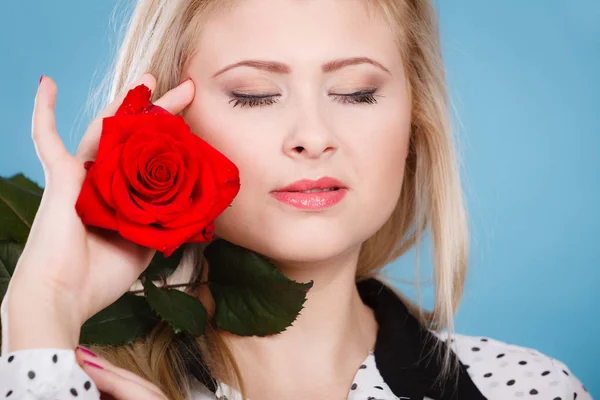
[430,331,592,400]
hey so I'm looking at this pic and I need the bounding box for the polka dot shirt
[0,278,592,399]
[0,333,591,399]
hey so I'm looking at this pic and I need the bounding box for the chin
[214,219,358,263]
[212,190,399,267]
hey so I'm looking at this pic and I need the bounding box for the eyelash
[228,89,380,108]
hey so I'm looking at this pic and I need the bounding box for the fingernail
[83,360,104,370]
[77,345,97,357]
[38,74,44,87]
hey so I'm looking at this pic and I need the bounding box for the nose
[282,103,338,160]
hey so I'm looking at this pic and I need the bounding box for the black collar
[357,278,487,400]
[179,278,487,400]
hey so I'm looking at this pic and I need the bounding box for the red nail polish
[77,345,97,357]
[83,360,104,370]
[38,75,44,86]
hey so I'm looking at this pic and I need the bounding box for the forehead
[192,0,401,73]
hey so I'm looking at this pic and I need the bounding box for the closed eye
[228,89,381,108]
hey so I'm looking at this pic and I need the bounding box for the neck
[209,245,379,394]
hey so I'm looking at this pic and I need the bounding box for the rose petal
[75,167,118,230]
[148,140,197,208]
[157,160,218,229]
[128,191,193,225]
[145,156,177,189]
[173,135,240,227]
[162,223,215,257]
[191,133,241,191]
[138,150,179,191]
[143,102,172,116]
[92,146,123,208]
[121,133,183,202]
[96,115,141,162]
[123,138,153,190]
[154,133,240,229]
[130,140,198,222]
[111,168,156,225]
[116,215,212,255]
[115,84,152,116]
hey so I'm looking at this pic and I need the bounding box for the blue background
[1,0,598,396]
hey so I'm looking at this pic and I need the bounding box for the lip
[270,177,348,210]
[273,177,347,192]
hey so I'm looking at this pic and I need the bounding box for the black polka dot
[562,370,570,376]
[84,381,91,391]
[52,354,58,363]
[518,360,527,365]
[553,397,562,400]
[483,373,492,378]
[359,364,367,369]
[530,388,538,395]
[351,383,357,390]
[507,379,516,386]
[7,356,13,363]
[542,370,551,376]
[27,371,35,379]
[497,353,505,358]
[464,364,470,370]
[6,390,13,397]
[480,338,488,342]
[471,347,480,352]
[70,388,78,396]
[374,386,383,390]
[574,393,577,399]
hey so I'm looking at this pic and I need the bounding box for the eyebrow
[211,57,391,78]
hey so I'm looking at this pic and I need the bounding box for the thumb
[31,75,69,172]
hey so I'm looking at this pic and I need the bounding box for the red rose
[75,84,240,257]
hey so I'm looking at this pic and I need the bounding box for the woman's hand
[1,73,196,352]
[75,347,168,400]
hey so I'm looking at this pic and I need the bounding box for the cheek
[357,130,408,228]
[348,104,411,234]
[367,126,408,190]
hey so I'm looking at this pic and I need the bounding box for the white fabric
[0,333,592,400]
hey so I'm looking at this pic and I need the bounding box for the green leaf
[0,174,43,243]
[142,278,207,336]
[8,173,44,195]
[205,239,313,337]
[79,293,161,346]
[140,246,185,282]
[0,241,24,302]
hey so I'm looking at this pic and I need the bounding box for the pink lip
[274,177,346,192]
[270,177,348,210]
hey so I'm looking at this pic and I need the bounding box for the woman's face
[183,0,411,265]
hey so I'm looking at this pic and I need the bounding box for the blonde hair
[85,0,469,398]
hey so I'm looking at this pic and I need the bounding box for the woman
[0,0,591,399]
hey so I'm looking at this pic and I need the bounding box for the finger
[76,347,165,397]
[75,73,157,163]
[31,76,69,171]
[82,360,166,400]
[153,77,195,115]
